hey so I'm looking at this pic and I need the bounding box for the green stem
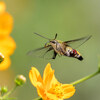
[34,97,42,100]
[71,70,100,85]
[2,85,17,99]
[1,92,4,97]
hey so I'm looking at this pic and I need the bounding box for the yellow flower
[0,1,13,37]
[29,63,75,100]
[0,1,16,70]
[0,36,16,56]
[0,36,16,70]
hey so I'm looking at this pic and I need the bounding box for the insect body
[27,33,91,61]
[46,39,83,60]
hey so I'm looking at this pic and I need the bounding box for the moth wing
[27,46,57,59]
[64,35,92,49]
[43,49,57,59]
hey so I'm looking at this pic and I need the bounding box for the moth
[27,33,91,61]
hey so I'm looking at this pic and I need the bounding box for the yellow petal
[0,54,11,71]
[43,63,52,82]
[37,84,60,100]
[29,67,43,87]
[43,63,57,90]
[36,84,46,99]
[46,92,61,100]
[44,70,55,90]
[0,12,13,37]
[0,36,16,56]
[50,75,58,86]
[0,2,6,14]
[62,84,75,99]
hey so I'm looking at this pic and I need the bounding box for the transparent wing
[64,35,92,49]
[27,46,56,59]
[43,49,57,59]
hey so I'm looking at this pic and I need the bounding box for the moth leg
[52,51,57,59]
[43,47,53,57]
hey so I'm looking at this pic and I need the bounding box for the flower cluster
[0,2,16,70]
[29,63,75,100]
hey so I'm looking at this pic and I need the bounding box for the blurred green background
[1,0,100,100]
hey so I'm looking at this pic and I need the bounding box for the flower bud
[0,53,4,63]
[15,75,26,86]
[0,87,1,92]
[1,86,8,94]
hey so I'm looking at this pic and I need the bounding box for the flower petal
[43,63,57,90]
[0,2,6,14]
[0,54,11,71]
[0,12,13,37]
[36,84,46,99]
[37,84,61,100]
[62,84,75,99]
[46,92,61,100]
[44,70,55,90]
[29,67,43,87]
[0,36,16,56]
[43,63,52,82]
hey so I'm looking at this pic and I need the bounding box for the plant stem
[71,70,100,85]
[2,85,17,99]
[34,97,42,100]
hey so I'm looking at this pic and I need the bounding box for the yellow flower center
[50,83,64,98]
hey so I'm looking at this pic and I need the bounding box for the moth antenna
[34,32,50,40]
[54,33,57,39]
